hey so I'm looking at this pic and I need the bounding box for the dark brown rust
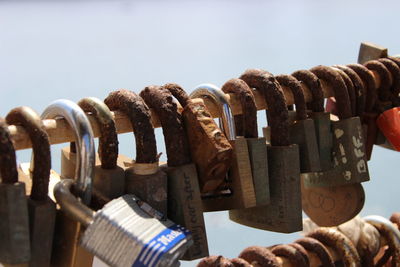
[271,244,308,267]
[238,246,279,267]
[364,60,392,105]
[6,107,51,201]
[229,257,252,267]
[378,58,400,106]
[221,78,258,138]
[140,85,192,167]
[292,70,324,112]
[347,63,377,112]
[333,68,357,117]
[288,243,310,266]
[310,65,352,119]
[390,213,400,229]
[197,255,234,267]
[295,237,335,267]
[239,69,290,146]
[104,89,158,163]
[163,83,190,107]
[276,74,307,120]
[307,227,361,267]
[78,98,118,169]
[0,118,18,184]
[335,65,366,117]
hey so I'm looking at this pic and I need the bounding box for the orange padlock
[376,107,400,151]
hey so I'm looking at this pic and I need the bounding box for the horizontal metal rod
[9,70,383,150]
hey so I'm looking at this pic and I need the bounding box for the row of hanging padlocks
[0,42,399,267]
[198,213,400,267]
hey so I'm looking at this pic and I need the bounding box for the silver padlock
[54,178,193,267]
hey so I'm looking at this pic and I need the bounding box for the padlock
[190,84,257,211]
[6,106,56,267]
[376,107,400,151]
[229,69,302,233]
[275,74,321,173]
[221,78,270,205]
[164,83,233,193]
[104,90,168,215]
[76,97,125,201]
[140,85,209,260]
[292,69,333,171]
[303,65,370,187]
[41,99,95,267]
[330,67,357,116]
[54,179,192,267]
[358,42,388,64]
[0,118,30,265]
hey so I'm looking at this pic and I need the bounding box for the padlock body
[201,137,257,212]
[229,144,302,233]
[27,197,56,267]
[0,182,30,264]
[377,107,400,151]
[182,99,233,193]
[125,168,168,215]
[289,118,321,172]
[309,112,333,171]
[163,163,209,260]
[246,137,270,205]
[331,117,369,185]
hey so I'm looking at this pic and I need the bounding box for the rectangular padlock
[309,112,333,171]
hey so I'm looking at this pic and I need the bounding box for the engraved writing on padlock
[140,85,209,260]
[41,99,96,267]
[0,118,31,265]
[190,83,257,211]
[54,179,193,267]
[6,106,56,267]
[105,90,168,217]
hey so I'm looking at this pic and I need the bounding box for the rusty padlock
[164,83,233,193]
[275,74,321,173]
[0,118,31,265]
[140,85,209,260]
[104,90,168,215]
[229,69,302,233]
[6,107,56,267]
[221,78,270,205]
[302,66,370,187]
[190,83,257,211]
[43,99,96,267]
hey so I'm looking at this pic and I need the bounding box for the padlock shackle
[334,65,366,117]
[239,69,291,146]
[221,78,258,138]
[331,67,357,117]
[104,90,158,164]
[140,86,192,167]
[163,83,190,108]
[6,106,51,202]
[295,237,335,267]
[41,99,95,205]
[78,97,119,170]
[0,118,18,184]
[310,65,352,120]
[54,179,94,227]
[347,63,377,113]
[275,74,307,121]
[378,58,400,107]
[364,60,392,108]
[190,83,236,140]
[292,70,325,113]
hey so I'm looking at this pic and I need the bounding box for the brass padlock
[104,90,168,215]
[190,84,257,211]
[6,107,56,267]
[0,118,31,265]
[275,74,321,173]
[76,97,125,202]
[229,69,302,233]
[140,85,209,260]
[42,99,96,267]
[164,83,233,193]
[221,78,270,205]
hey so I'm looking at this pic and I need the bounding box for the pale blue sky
[1,0,399,266]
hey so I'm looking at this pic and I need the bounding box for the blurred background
[1,0,399,266]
